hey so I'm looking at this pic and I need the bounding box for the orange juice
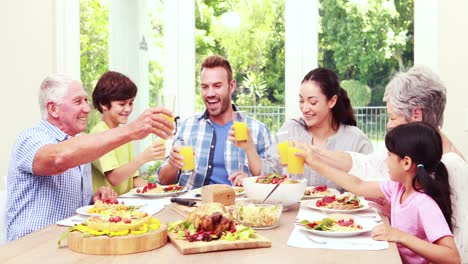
[233,121,248,142]
[277,141,289,165]
[179,146,195,171]
[287,146,305,174]
[160,114,174,122]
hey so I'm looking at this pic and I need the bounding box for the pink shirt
[380,181,453,264]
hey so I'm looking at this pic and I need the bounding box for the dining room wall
[438,1,468,160]
[0,0,55,191]
[415,0,468,159]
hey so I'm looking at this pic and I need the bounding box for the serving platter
[167,231,270,254]
[67,224,167,255]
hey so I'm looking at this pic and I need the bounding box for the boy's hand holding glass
[145,139,166,161]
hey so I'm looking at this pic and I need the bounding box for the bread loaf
[201,184,235,206]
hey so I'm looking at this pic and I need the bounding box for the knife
[170,197,197,207]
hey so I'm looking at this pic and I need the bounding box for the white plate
[131,186,187,198]
[302,187,340,199]
[307,198,370,213]
[233,186,246,196]
[75,202,148,216]
[298,218,376,237]
[75,205,100,217]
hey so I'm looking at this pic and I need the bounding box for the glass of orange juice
[157,94,177,135]
[287,140,305,180]
[179,139,195,176]
[275,131,289,166]
[232,111,248,142]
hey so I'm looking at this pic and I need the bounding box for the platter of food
[61,209,167,255]
[167,202,271,254]
[302,185,340,199]
[307,192,370,213]
[132,183,186,198]
[296,214,376,237]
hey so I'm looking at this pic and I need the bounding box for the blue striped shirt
[6,120,94,241]
[157,106,272,190]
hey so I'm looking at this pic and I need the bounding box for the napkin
[288,203,389,250]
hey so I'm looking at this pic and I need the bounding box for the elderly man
[6,74,174,241]
[307,65,468,261]
[157,55,271,189]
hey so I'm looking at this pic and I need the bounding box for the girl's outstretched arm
[372,223,460,264]
[297,144,383,199]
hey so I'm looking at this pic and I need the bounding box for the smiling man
[157,55,271,189]
[6,74,174,241]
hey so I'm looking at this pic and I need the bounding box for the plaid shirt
[6,120,93,241]
[157,106,271,190]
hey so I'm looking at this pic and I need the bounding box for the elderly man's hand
[93,186,118,203]
[128,107,175,140]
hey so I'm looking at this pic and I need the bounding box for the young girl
[298,122,460,264]
[90,71,166,195]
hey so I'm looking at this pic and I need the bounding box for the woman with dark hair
[90,71,166,195]
[298,122,460,263]
[253,68,372,187]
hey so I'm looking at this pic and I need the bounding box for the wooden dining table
[0,202,402,264]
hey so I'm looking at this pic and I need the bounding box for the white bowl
[242,176,307,209]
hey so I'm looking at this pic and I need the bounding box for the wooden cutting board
[168,231,271,255]
[168,202,198,217]
[68,224,168,255]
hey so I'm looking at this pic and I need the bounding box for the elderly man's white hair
[383,65,447,128]
[39,74,81,119]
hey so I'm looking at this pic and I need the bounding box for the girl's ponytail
[413,161,453,231]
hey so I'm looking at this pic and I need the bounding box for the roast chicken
[186,202,234,233]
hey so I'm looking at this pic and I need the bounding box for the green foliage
[239,71,267,107]
[196,0,285,108]
[319,0,414,106]
[341,80,371,107]
[80,0,109,132]
[141,160,164,183]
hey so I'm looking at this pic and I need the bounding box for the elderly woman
[309,65,468,262]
